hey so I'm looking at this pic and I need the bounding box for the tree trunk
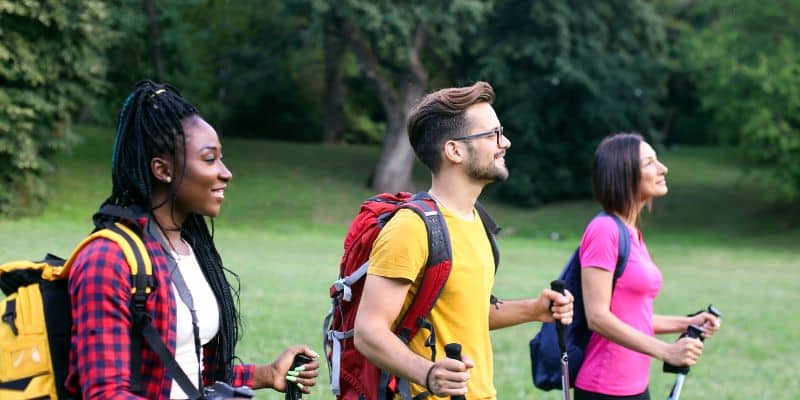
[144,0,166,81]
[661,109,675,147]
[371,110,414,192]
[370,80,425,193]
[340,21,428,193]
[323,15,346,144]
[217,56,232,104]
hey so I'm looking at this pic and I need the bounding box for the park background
[1,1,799,399]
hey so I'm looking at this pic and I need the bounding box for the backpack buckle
[418,317,438,361]
[331,280,353,301]
[132,291,148,312]
[2,300,19,336]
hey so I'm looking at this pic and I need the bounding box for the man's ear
[443,140,466,164]
[150,157,173,184]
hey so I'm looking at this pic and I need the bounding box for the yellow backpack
[0,222,152,399]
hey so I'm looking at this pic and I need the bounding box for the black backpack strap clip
[2,299,18,336]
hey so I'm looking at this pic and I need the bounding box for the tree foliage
[474,0,669,205]
[316,0,493,192]
[678,0,800,200]
[652,0,714,146]
[10,0,799,214]
[88,0,176,123]
[175,1,324,140]
[0,0,115,216]
[93,1,326,141]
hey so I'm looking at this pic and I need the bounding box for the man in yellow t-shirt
[354,81,575,399]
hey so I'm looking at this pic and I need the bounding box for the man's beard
[465,146,509,182]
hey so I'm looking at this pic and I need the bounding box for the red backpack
[323,191,499,400]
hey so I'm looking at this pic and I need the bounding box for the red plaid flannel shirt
[65,217,255,399]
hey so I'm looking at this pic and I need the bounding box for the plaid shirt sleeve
[231,364,257,388]
[67,237,172,399]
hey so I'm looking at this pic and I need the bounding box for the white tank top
[169,246,220,400]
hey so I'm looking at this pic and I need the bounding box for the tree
[0,0,115,216]
[322,12,347,144]
[96,1,326,141]
[474,0,669,205]
[317,0,493,193]
[652,0,714,146]
[173,1,325,140]
[86,0,174,125]
[144,0,166,81]
[678,1,800,200]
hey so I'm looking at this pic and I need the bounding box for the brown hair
[592,133,644,221]
[406,81,495,172]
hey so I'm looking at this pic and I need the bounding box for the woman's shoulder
[73,235,126,262]
[579,214,623,270]
[583,214,621,239]
[69,229,162,281]
[67,236,132,287]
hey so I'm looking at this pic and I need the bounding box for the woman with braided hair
[65,80,319,399]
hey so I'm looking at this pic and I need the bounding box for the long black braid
[105,80,241,383]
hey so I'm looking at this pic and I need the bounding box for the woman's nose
[219,161,233,181]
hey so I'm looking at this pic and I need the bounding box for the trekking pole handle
[285,353,313,400]
[688,304,722,320]
[663,324,706,374]
[687,304,722,341]
[444,343,466,400]
[550,280,568,353]
[685,324,704,340]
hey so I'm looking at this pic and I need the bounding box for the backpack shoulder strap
[58,222,153,284]
[392,193,452,346]
[475,201,500,272]
[598,212,631,287]
[98,223,165,394]
[408,192,451,268]
[62,218,202,398]
[98,221,204,399]
[103,223,154,300]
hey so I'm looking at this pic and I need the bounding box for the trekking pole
[664,305,722,400]
[286,353,313,400]
[444,343,466,400]
[551,279,571,400]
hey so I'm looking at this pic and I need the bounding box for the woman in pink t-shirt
[574,133,721,400]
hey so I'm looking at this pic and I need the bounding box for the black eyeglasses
[451,126,505,146]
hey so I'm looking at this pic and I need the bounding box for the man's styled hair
[406,81,495,172]
[592,132,644,220]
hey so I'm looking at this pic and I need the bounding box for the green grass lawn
[2,126,798,399]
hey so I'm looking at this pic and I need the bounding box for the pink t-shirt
[574,215,663,395]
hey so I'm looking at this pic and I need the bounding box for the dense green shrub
[679,1,800,200]
[476,0,669,205]
[0,1,115,216]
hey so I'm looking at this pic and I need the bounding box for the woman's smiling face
[172,116,232,219]
[638,141,668,202]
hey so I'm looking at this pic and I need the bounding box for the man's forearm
[488,298,539,329]
[354,327,433,386]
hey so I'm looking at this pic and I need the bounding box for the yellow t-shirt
[368,206,496,400]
